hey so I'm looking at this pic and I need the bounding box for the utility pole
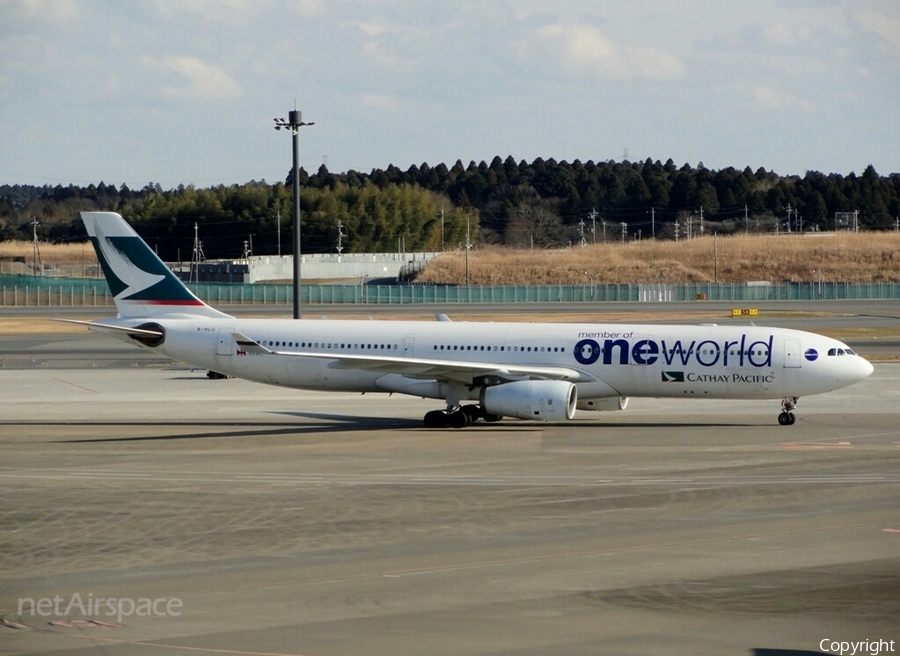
[276,210,281,257]
[190,222,205,285]
[744,204,749,234]
[274,108,314,319]
[620,222,627,243]
[578,214,586,247]
[465,216,471,286]
[590,208,597,244]
[714,232,719,283]
[651,207,655,238]
[336,219,346,256]
[602,219,607,241]
[675,220,680,242]
[699,206,704,236]
[30,218,43,276]
[440,208,444,251]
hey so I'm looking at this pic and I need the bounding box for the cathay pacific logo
[93,225,165,300]
[661,371,685,382]
[89,223,199,305]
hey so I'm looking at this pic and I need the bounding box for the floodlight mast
[274,110,314,319]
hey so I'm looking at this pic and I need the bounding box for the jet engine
[480,380,577,421]
[576,396,629,412]
[129,322,166,348]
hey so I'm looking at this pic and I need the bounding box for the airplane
[65,211,874,428]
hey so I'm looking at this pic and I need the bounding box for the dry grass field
[3,232,900,284]
[416,233,900,285]
[0,240,97,267]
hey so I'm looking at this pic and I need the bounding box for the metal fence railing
[2,275,899,307]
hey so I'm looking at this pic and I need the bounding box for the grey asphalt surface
[1,303,898,655]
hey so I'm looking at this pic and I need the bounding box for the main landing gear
[423,405,503,429]
[778,396,798,426]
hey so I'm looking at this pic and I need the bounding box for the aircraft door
[403,336,415,358]
[783,338,801,368]
[217,327,234,356]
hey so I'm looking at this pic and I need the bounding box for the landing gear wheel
[482,413,503,423]
[778,412,796,426]
[462,405,483,423]
[424,410,449,428]
[779,397,799,426]
[448,410,471,429]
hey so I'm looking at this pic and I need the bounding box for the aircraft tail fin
[82,212,231,319]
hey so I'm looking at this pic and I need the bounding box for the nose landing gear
[778,396,798,425]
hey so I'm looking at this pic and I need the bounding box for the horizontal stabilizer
[53,318,164,338]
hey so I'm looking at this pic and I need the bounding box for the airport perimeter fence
[2,274,900,307]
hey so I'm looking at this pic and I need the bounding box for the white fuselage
[115,317,872,403]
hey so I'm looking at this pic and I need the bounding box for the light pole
[274,110,314,319]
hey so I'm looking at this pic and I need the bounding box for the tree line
[2,157,898,260]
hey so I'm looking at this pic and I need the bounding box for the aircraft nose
[857,356,875,380]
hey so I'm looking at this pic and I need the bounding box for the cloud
[854,9,900,57]
[291,0,325,18]
[536,23,684,80]
[761,22,795,47]
[359,93,397,110]
[1,0,81,22]
[748,84,816,113]
[355,20,389,37]
[628,47,686,80]
[161,55,242,99]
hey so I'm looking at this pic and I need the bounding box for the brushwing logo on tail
[91,224,199,305]
[93,225,165,300]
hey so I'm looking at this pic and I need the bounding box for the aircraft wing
[233,332,590,384]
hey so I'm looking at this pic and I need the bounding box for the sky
[1,0,899,189]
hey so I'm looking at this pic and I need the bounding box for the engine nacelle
[480,380,577,421]
[576,396,629,412]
